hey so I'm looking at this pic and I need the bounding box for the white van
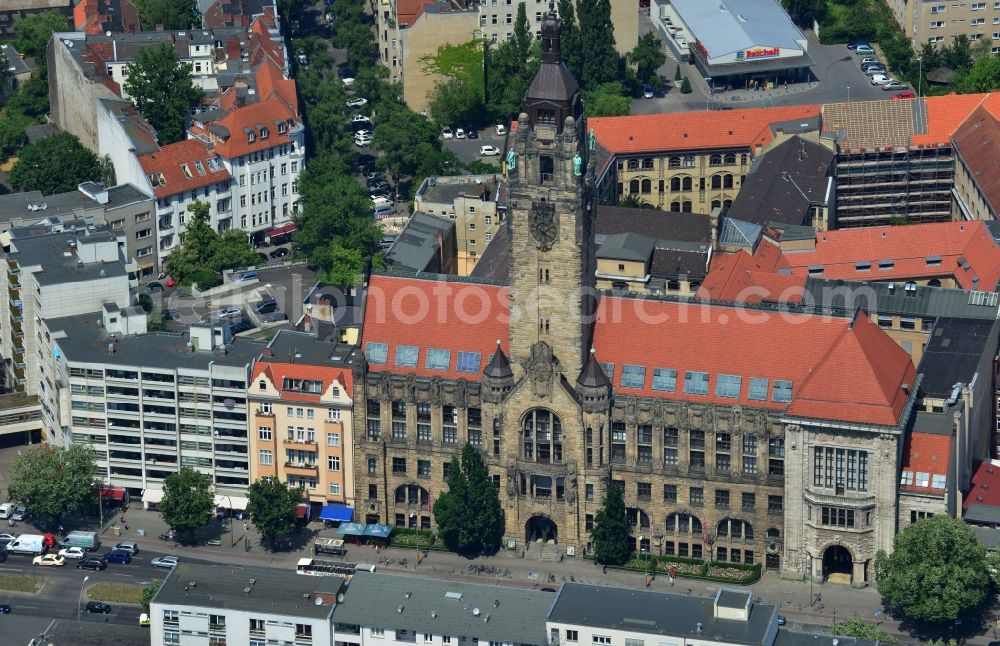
[371,196,392,209]
[0,503,13,519]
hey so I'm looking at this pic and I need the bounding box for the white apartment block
[888,0,1000,52]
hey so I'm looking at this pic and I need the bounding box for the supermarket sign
[739,47,781,60]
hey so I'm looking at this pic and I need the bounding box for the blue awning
[340,522,367,535]
[319,504,353,522]
[363,523,395,539]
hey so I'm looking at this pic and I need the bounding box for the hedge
[586,553,762,585]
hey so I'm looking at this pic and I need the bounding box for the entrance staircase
[524,540,564,562]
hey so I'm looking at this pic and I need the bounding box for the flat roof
[153,562,343,618]
[8,228,128,286]
[802,279,1000,320]
[672,0,805,58]
[419,175,501,205]
[548,583,775,645]
[105,183,153,209]
[0,189,98,224]
[918,317,997,397]
[49,312,266,370]
[334,572,549,645]
[264,329,358,365]
[385,211,454,273]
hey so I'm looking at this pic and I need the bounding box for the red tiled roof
[913,93,991,146]
[591,297,914,426]
[204,96,298,159]
[696,241,797,303]
[74,0,140,35]
[250,361,353,403]
[900,432,953,494]
[964,460,1000,510]
[361,274,510,381]
[588,105,820,155]
[774,221,1000,291]
[396,0,431,26]
[255,58,298,113]
[138,138,232,199]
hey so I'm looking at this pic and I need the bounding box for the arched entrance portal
[822,545,853,584]
[526,515,558,544]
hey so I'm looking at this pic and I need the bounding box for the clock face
[529,203,557,250]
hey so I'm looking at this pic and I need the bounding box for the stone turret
[577,347,611,413]
[482,340,515,403]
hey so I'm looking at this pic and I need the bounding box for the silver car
[151,556,179,569]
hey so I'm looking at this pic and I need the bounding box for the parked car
[372,204,398,218]
[379,236,397,249]
[151,556,180,569]
[870,74,892,85]
[214,306,241,319]
[269,247,290,259]
[0,604,10,614]
[12,506,27,521]
[228,320,253,335]
[58,547,87,559]
[114,541,139,555]
[0,533,15,544]
[456,127,466,139]
[466,127,479,139]
[860,56,878,65]
[234,272,258,282]
[495,124,506,136]
[255,298,278,315]
[32,554,65,567]
[777,615,787,626]
[442,126,454,139]
[346,97,368,108]
[855,45,875,55]
[847,40,870,50]
[102,550,132,564]
[480,145,501,156]
[860,61,883,72]
[882,81,908,91]
[642,83,654,98]
[86,601,112,614]
[892,90,916,100]
[0,504,12,519]
[77,557,108,571]
[147,281,163,292]
[368,180,390,193]
[864,66,886,76]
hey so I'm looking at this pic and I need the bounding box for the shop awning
[214,495,248,510]
[141,489,163,504]
[340,522,367,535]
[362,523,394,539]
[319,504,353,522]
[99,485,126,501]
[266,222,297,239]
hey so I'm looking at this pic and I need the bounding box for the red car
[165,277,176,287]
[892,91,915,100]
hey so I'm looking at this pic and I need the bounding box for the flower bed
[590,554,761,585]
[389,528,446,550]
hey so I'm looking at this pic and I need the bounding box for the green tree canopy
[429,78,485,128]
[781,0,827,28]
[582,82,630,116]
[164,201,258,283]
[6,76,50,123]
[9,132,103,194]
[485,40,538,121]
[159,467,214,542]
[0,118,28,161]
[945,34,973,71]
[13,11,69,68]
[123,43,202,145]
[575,0,618,87]
[135,0,197,30]
[956,54,1000,93]
[829,618,898,644]
[627,32,666,86]
[247,477,303,551]
[433,444,504,555]
[591,482,631,565]
[557,0,582,79]
[141,580,163,612]
[8,444,97,522]
[513,3,533,71]
[874,515,991,623]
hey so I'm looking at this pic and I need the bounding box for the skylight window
[620,365,646,389]
[916,472,930,488]
[651,368,677,392]
[207,157,220,171]
[193,160,206,176]
[900,470,914,486]
[931,474,946,489]
[456,352,481,373]
[683,371,709,395]
[772,380,792,403]
[715,374,742,398]
[601,363,615,380]
[747,378,769,401]
[394,345,418,368]
[365,342,388,364]
[855,262,871,272]
[807,265,824,275]
[878,260,895,270]
[925,256,942,266]
[426,349,451,370]
[180,164,192,178]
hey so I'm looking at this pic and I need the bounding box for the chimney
[261,347,273,357]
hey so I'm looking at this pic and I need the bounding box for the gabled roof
[361,274,510,381]
[696,240,794,303]
[952,103,1000,215]
[591,296,914,426]
[588,104,820,156]
[250,360,353,402]
[595,206,711,243]
[198,96,298,158]
[138,138,232,199]
[900,432,952,494]
[964,460,1000,511]
[254,57,298,112]
[74,0,141,35]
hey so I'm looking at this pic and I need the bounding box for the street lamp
[77,575,90,622]
[220,494,234,546]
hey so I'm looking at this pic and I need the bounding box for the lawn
[0,573,44,593]
[87,582,144,605]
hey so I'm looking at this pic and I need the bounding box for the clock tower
[506,5,594,381]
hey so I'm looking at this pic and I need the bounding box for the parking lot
[442,127,507,165]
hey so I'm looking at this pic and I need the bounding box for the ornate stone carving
[506,463,519,499]
[429,377,442,406]
[378,372,392,402]
[623,396,638,424]
[405,374,417,402]
[525,341,555,398]
[731,405,742,432]
[455,379,467,409]
[529,201,558,250]
[652,399,665,425]
[675,403,688,428]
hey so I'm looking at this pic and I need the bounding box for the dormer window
[247,131,255,143]
[259,127,268,139]
[148,172,166,187]
[278,121,287,134]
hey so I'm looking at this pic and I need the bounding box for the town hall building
[352,9,919,588]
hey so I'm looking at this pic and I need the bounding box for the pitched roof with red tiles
[74,0,141,35]
[900,432,953,494]
[591,297,914,427]
[361,274,510,381]
[695,241,799,303]
[952,103,1000,214]
[588,105,820,156]
[773,221,1000,291]
[251,361,353,403]
[138,138,232,199]
[964,460,1000,510]
[914,93,991,146]
[199,96,299,159]
[255,58,298,113]
[396,0,432,27]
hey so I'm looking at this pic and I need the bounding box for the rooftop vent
[473,608,481,616]
[398,605,404,613]
[445,592,463,600]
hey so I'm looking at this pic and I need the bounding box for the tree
[618,194,656,209]
[627,32,666,86]
[8,444,97,522]
[13,11,69,68]
[123,43,202,145]
[0,118,27,161]
[247,477,302,551]
[165,201,258,282]
[9,132,103,194]
[781,0,826,28]
[874,515,991,623]
[582,82,630,116]
[557,0,582,79]
[830,618,898,644]
[591,483,631,565]
[485,40,536,121]
[135,0,197,30]
[433,444,504,555]
[6,76,50,122]
[575,0,618,87]
[513,3,532,72]
[141,580,163,613]
[159,467,214,542]
[956,54,1000,93]
[429,78,485,128]
[312,241,366,286]
[679,77,692,94]
[918,42,944,74]
[945,34,973,71]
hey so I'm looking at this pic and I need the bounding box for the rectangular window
[683,371,709,395]
[652,368,677,392]
[742,492,756,510]
[259,449,272,465]
[715,374,742,398]
[328,455,341,471]
[456,351,482,373]
[747,378,768,401]
[566,631,579,642]
[258,427,272,441]
[768,495,783,513]
[593,637,611,645]
[689,487,704,505]
[663,484,677,502]
[395,345,419,367]
[425,348,451,370]
[620,364,645,389]
[772,380,792,402]
[365,342,388,364]
[715,489,730,508]
[327,432,340,447]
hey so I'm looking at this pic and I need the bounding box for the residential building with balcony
[887,0,1000,53]
[43,313,265,503]
[150,562,343,646]
[249,330,358,518]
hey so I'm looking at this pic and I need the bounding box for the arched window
[395,484,429,507]
[670,176,681,192]
[665,512,702,535]
[629,179,640,194]
[724,153,736,165]
[717,518,754,540]
[627,159,640,171]
[767,528,780,539]
[928,278,941,287]
[711,175,722,189]
[682,201,693,213]
[711,199,721,210]
[668,156,681,169]
[709,154,722,166]
[670,201,681,211]
[642,158,654,169]
[522,409,563,464]
[682,176,692,191]
[627,508,651,530]
[723,174,734,189]
[641,178,652,193]
[722,199,732,209]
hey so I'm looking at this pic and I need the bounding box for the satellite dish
[314,596,324,606]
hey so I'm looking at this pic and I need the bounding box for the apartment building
[73,0,141,35]
[331,571,549,646]
[43,315,264,502]
[588,105,822,211]
[477,0,636,51]
[888,0,1000,52]
[249,330,358,517]
[413,175,506,276]
[150,562,343,646]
